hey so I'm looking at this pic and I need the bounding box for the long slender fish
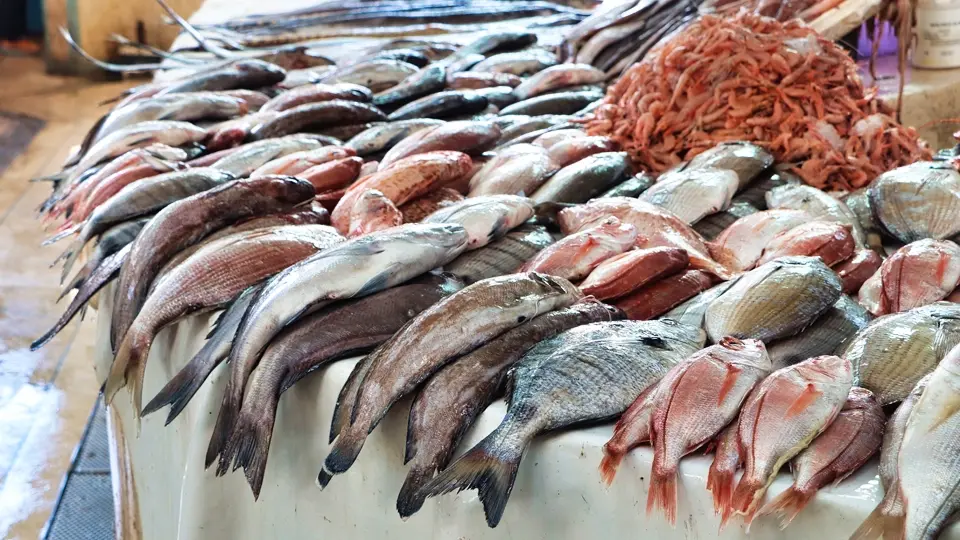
[94,93,248,144]
[373,64,446,108]
[422,194,534,250]
[420,319,706,527]
[61,218,148,295]
[387,90,488,121]
[249,100,387,140]
[346,119,445,156]
[210,136,324,176]
[379,120,500,168]
[260,83,372,112]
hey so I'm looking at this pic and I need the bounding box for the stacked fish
[30,8,960,538]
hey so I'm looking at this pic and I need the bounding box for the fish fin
[849,503,905,540]
[716,364,744,406]
[640,336,669,350]
[43,223,82,246]
[598,445,624,486]
[227,401,277,500]
[329,358,369,444]
[729,475,765,526]
[645,467,678,526]
[488,214,510,242]
[418,427,525,528]
[706,465,736,520]
[142,341,226,424]
[207,379,243,473]
[396,463,434,519]
[322,422,367,475]
[354,263,400,297]
[316,469,333,489]
[785,383,822,418]
[757,486,812,529]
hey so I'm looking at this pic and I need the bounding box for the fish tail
[706,465,735,518]
[207,385,242,474]
[729,475,765,526]
[59,247,84,285]
[598,443,625,486]
[226,401,277,500]
[43,223,82,246]
[322,421,367,475]
[31,290,92,351]
[141,341,224,424]
[329,359,368,444]
[418,428,524,528]
[396,463,434,520]
[646,462,679,526]
[849,504,905,540]
[758,486,811,529]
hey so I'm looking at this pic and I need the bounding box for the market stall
[32,0,960,538]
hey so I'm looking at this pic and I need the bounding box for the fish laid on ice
[580,247,689,301]
[767,295,872,369]
[615,269,716,321]
[766,183,867,248]
[420,319,706,527]
[444,223,554,284]
[422,194,534,250]
[639,167,739,225]
[756,221,855,267]
[346,189,403,237]
[708,209,812,272]
[869,161,960,243]
[520,217,637,281]
[399,187,464,223]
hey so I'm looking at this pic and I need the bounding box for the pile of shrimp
[585,12,931,191]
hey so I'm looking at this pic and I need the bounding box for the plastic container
[913,0,960,69]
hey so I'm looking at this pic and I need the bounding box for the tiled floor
[0,54,136,540]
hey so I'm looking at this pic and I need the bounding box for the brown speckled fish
[399,188,464,223]
[444,224,554,284]
[580,247,689,301]
[520,217,636,281]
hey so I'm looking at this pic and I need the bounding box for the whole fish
[141,285,261,424]
[833,249,883,294]
[850,375,930,540]
[366,48,431,68]
[558,198,734,279]
[728,355,853,524]
[468,143,559,197]
[322,59,420,92]
[707,420,743,524]
[206,111,280,150]
[346,189,403,237]
[705,257,842,343]
[734,170,801,210]
[639,168,739,225]
[222,272,465,498]
[316,122,383,141]
[373,64,446,108]
[331,151,473,233]
[545,135,617,167]
[444,223,554,283]
[693,201,759,241]
[399,187,464,223]
[387,90,488,121]
[868,161,960,243]
[532,128,587,150]
[646,338,773,524]
[862,239,960,315]
[249,100,387,140]
[260,83,372,112]
[207,223,469,471]
[68,157,185,229]
[468,143,541,183]
[580,247,689,301]
[422,194,534,250]
[447,71,522,90]
[615,269,716,320]
[380,120,501,168]
[660,281,737,329]
[512,63,606,100]
[455,31,537,57]
[321,272,583,482]
[156,59,286,96]
[346,119,445,156]
[61,218,148,295]
[211,136,324,176]
[768,295,872,369]
[444,53,486,74]
[521,217,636,281]
[767,184,867,248]
[531,152,631,204]
[498,89,603,116]
[598,378,660,485]
[94,93,247,144]
[681,142,774,188]
[758,387,884,528]
[601,173,654,198]
[708,209,813,272]
[756,221,856,267]
[420,319,707,527]
[496,115,573,145]
[249,146,356,177]
[845,301,960,405]
[470,49,558,75]
[397,301,623,518]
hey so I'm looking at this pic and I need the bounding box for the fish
[707,209,813,273]
[520,217,636,281]
[639,167,739,225]
[467,143,559,197]
[267,156,362,193]
[249,146,356,177]
[471,86,518,110]
[93,93,248,144]
[331,151,473,234]
[597,376,659,485]
[869,161,960,243]
[600,173,654,198]
[277,67,335,90]
[580,247,689,301]
[707,420,743,524]
[498,89,604,116]
[531,152,631,204]
[61,218,148,295]
[766,183,868,248]
[850,375,930,540]
[767,295,872,369]
[705,256,842,343]
[321,272,583,483]
[315,122,384,141]
[156,59,286,96]
[345,119,446,157]
[615,269,716,320]
[366,48,431,68]
[645,338,773,524]
[141,285,261,424]
[833,249,883,294]
[843,188,885,251]
[544,135,618,167]
[322,59,420,92]
[758,387,884,528]
[512,63,606,100]
[420,319,707,527]
[867,239,960,315]
[756,221,856,267]
[422,194,534,249]
[660,281,737,329]
[728,354,853,525]
[455,31,537,57]
[447,71,522,90]
[249,100,387,140]
[681,142,774,189]
[106,177,319,409]
[470,49,558,75]
[531,128,587,150]
[207,223,470,472]
[734,170,801,210]
[346,189,403,237]
[397,301,623,518]
[222,272,465,498]
[845,301,960,405]
[379,120,501,168]
[444,53,486,74]
[495,115,573,145]
[205,111,280,150]
[692,201,759,241]
[399,187,464,223]
[444,223,554,284]
[557,197,734,279]
[387,90,488,121]
[211,136,324,176]
[260,82,373,112]
[373,64,446,108]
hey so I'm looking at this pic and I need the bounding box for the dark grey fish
[733,170,801,210]
[345,119,445,156]
[249,100,387,140]
[693,201,759,241]
[498,89,603,116]
[472,86,518,109]
[600,173,653,198]
[659,280,737,329]
[470,49,558,76]
[397,301,624,517]
[456,31,537,57]
[444,224,554,283]
[768,295,872,369]
[373,64,446,108]
[157,59,286,96]
[61,217,148,293]
[530,151,631,204]
[444,53,486,74]
[680,141,774,189]
[322,59,420,93]
[496,115,572,145]
[387,90,488,121]
[419,319,706,527]
[368,48,431,68]
[315,122,385,141]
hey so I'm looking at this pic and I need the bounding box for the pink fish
[347,189,403,237]
[249,146,356,177]
[708,209,812,272]
[707,421,742,527]
[520,217,637,281]
[546,136,618,167]
[880,239,960,314]
[756,221,856,267]
[834,249,883,294]
[599,384,658,485]
[579,247,689,301]
[613,269,715,320]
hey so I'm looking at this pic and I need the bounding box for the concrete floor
[0,55,135,540]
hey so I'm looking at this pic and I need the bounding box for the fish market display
[858,239,960,316]
[520,217,636,281]
[422,194,534,249]
[707,210,812,272]
[579,247,688,300]
[767,295,872,369]
[443,223,554,283]
[755,221,855,267]
[639,168,738,225]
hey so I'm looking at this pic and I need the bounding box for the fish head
[794,355,853,388]
[842,387,881,412]
[526,272,583,301]
[253,175,317,202]
[718,336,772,370]
[408,223,470,251]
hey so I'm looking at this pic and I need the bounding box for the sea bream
[639,167,739,225]
[379,120,501,168]
[766,183,867,248]
[579,247,689,301]
[767,295,872,369]
[756,221,856,267]
[857,239,960,316]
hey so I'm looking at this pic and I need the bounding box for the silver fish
[387,90,488,121]
[470,49,558,76]
[659,280,736,328]
[211,136,323,176]
[498,89,603,116]
[640,167,739,225]
[531,151,631,204]
[422,194,534,250]
[94,93,247,144]
[512,63,606,100]
[600,173,653,198]
[767,295,872,369]
[373,64,446,108]
[679,142,774,189]
[322,59,420,92]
